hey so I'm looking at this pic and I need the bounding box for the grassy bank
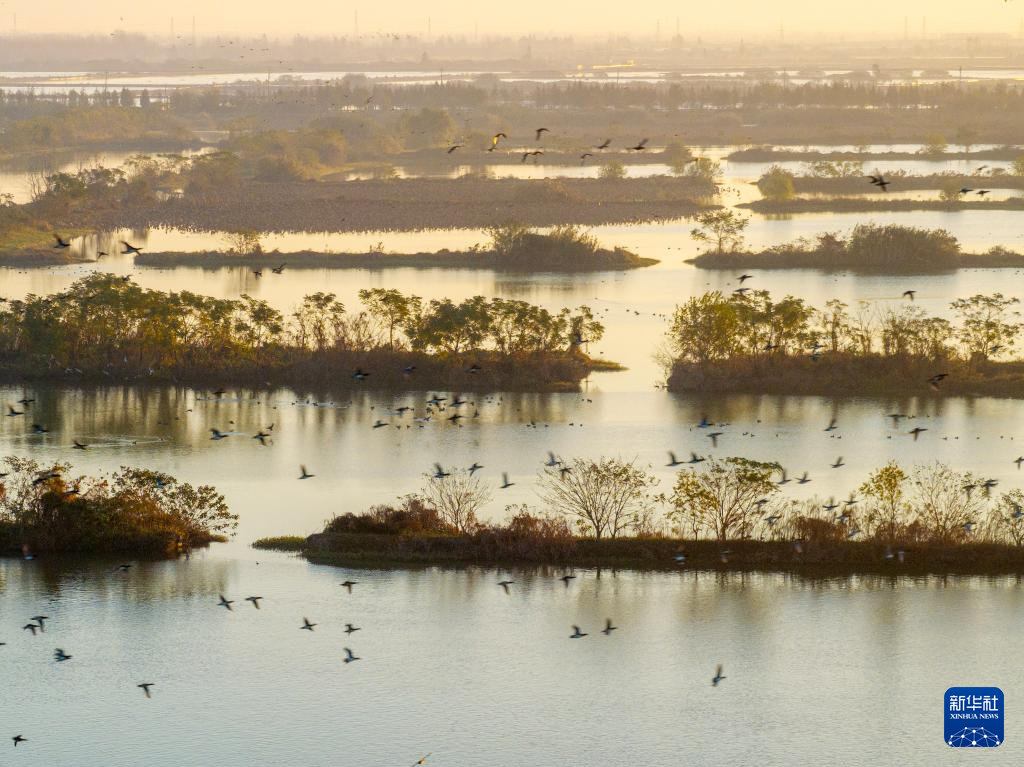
[666,355,1024,398]
[257,531,1024,576]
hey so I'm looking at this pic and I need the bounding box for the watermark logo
[945,687,1004,747]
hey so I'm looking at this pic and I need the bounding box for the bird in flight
[343,647,360,663]
[245,596,263,609]
[534,127,549,140]
[712,664,726,686]
[340,580,358,592]
[138,683,155,699]
[344,623,361,634]
[595,139,611,150]
[630,138,649,151]
[498,580,514,593]
[667,451,684,467]
[500,473,515,489]
[301,617,317,631]
[299,465,314,480]
[902,290,916,300]
[12,735,26,747]
[72,440,88,450]
[446,144,463,154]
[120,241,143,254]
[54,648,72,662]
[602,619,617,635]
[489,132,507,151]
[218,595,234,610]
[53,234,71,248]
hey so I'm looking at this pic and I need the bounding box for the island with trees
[256,456,1024,575]
[0,274,613,391]
[687,214,1024,272]
[134,223,658,272]
[664,289,1024,397]
[0,456,237,557]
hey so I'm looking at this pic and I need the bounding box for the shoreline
[133,248,658,271]
[665,356,1024,398]
[0,353,621,394]
[687,250,1024,273]
[256,533,1024,577]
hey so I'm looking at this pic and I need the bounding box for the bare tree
[666,457,778,541]
[911,462,988,542]
[538,457,658,539]
[421,472,491,534]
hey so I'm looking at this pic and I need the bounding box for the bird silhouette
[120,241,143,254]
[301,617,317,631]
[344,623,361,634]
[299,466,314,480]
[602,619,617,635]
[218,595,234,610]
[712,664,726,686]
[500,473,515,489]
[343,647,360,663]
[245,596,263,609]
[138,683,155,698]
[498,580,514,593]
[570,625,588,638]
[340,580,358,592]
[12,735,26,747]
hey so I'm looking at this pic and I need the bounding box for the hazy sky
[1,0,1021,39]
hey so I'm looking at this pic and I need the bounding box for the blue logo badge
[945,687,1004,747]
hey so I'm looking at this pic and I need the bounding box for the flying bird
[138,683,155,698]
[712,664,726,687]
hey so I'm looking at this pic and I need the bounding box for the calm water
[2,556,1022,766]
[5,142,1024,762]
